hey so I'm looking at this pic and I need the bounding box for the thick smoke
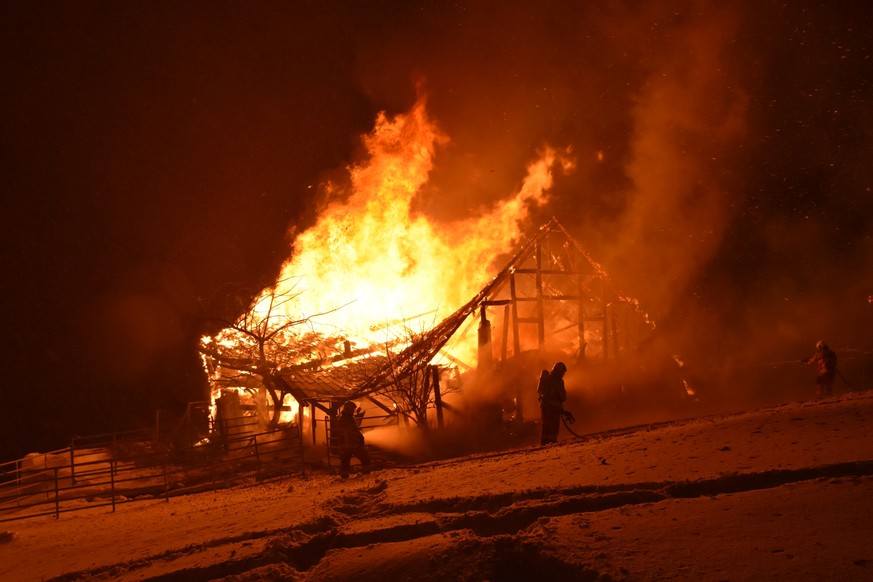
[352,3,753,313]
[349,1,873,405]
[603,6,747,317]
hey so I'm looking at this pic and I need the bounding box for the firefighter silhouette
[333,401,371,478]
[801,341,838,397]
[537,362,567,445]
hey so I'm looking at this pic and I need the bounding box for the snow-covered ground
[3,392,873,581]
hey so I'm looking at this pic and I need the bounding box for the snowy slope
[2,392,873,581]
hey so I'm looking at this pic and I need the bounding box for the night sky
[2,1,872,462]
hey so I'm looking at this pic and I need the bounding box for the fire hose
[837,369,855,390]
[560,408,587,439]
[799,358,855,390]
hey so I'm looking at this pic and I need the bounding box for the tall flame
[240,94,573,362]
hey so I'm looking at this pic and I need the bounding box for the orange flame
[226,94,574,366]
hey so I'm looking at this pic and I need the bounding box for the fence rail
[0,419,304,524]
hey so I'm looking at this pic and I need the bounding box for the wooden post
[432,365,444,429]
[501,303,510,362]
[324,416,332,468]
[53,467,60,519]
[477,305,493,371]
[510,273,521,357]
[163,463,170,502]
[298,422,306,477]
[110,460,116,513]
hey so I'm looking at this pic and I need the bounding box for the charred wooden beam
[514,295,586,302]
[514,268,585,275]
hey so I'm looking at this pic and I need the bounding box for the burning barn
[198,97,687,459]
[200,217,666,454]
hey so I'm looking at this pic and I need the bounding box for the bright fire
[249,95,572,353]
[205,94,574,418]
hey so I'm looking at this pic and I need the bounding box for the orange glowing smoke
[239,94,574,363]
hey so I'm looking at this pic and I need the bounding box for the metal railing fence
[0,419,304,523]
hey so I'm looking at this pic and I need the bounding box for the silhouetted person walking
[802,341,838,397]
[537,362,567,445]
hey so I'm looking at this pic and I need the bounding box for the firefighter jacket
[538,373,567,410]
[807,348,838,378]
[333,410,365,448]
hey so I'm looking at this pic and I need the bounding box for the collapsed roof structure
[200,218,654,438]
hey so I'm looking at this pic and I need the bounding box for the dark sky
[2,1,872,462]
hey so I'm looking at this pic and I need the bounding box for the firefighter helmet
[815,340,827,351]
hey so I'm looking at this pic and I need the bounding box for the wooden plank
[481,299,512,306]
[515,295,584,302]
[514,268,584,275]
